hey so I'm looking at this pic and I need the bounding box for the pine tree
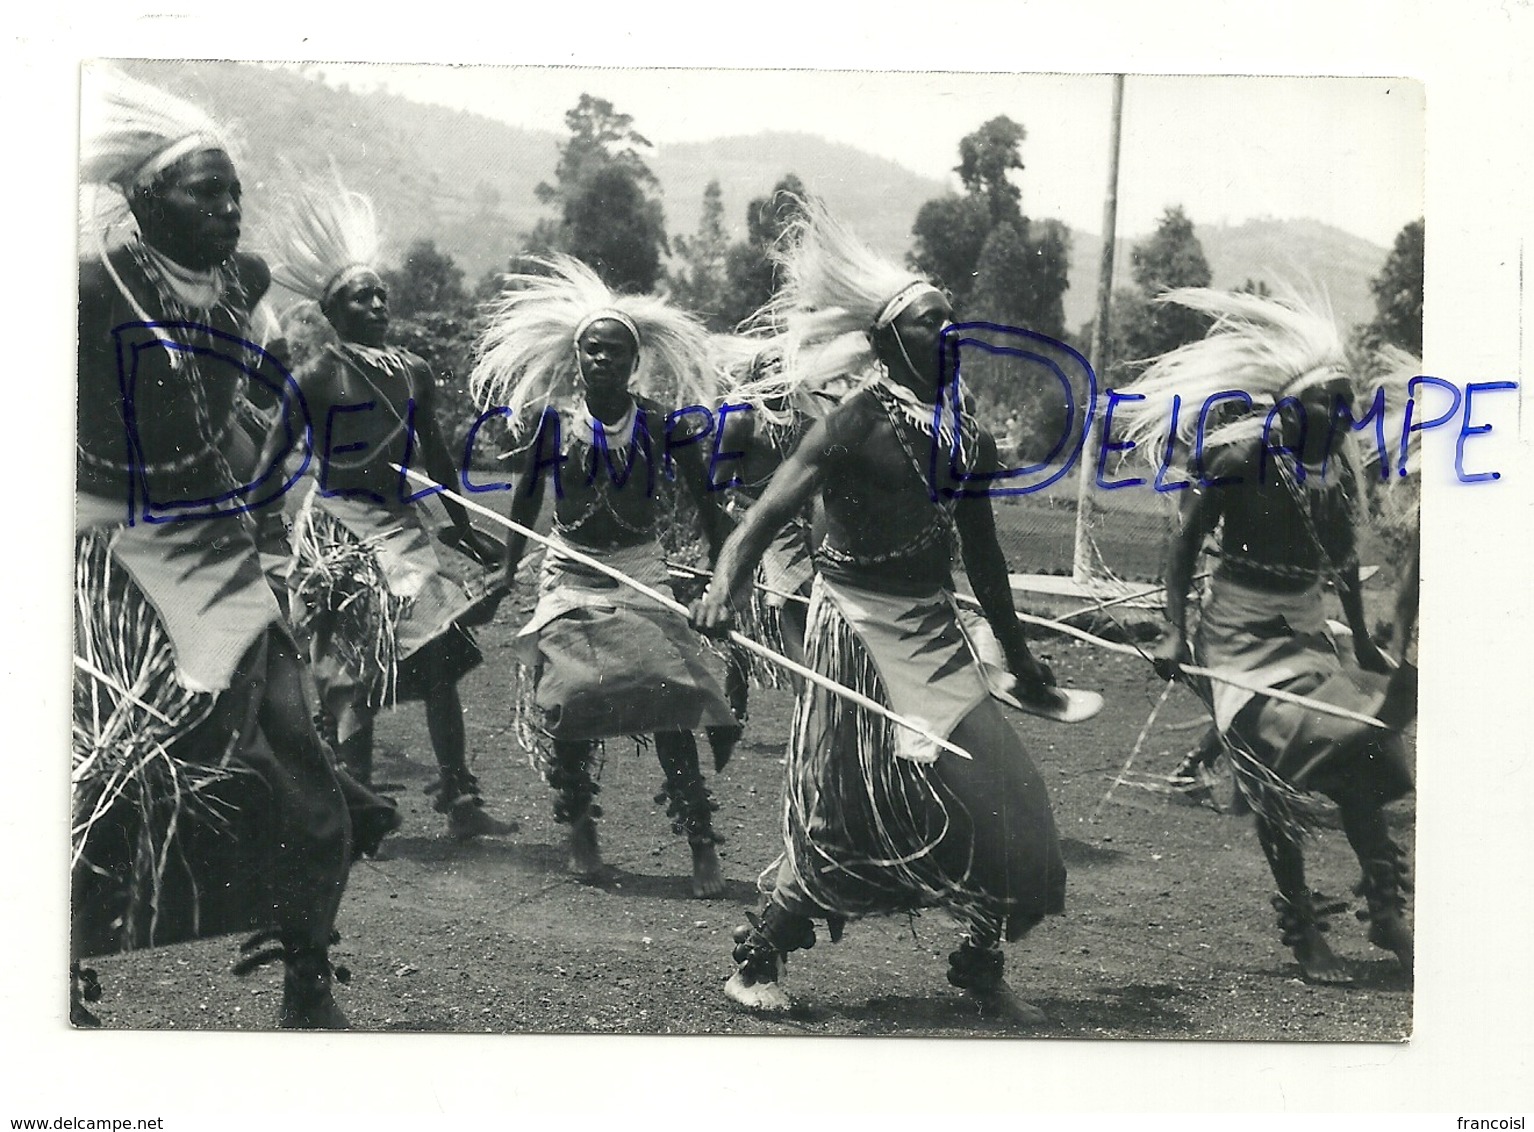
[529,94,669,293]
[670,180,731,328]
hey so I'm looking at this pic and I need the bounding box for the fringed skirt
[289,490,492,708]
[513,540,737,763]
[72,496,287,952]
[778,575,1065,941]
[1196,575,1413,830]
[733,519,815,690]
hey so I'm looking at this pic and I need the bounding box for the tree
[1017,218,1071,342]
[380,239,467,319]
[954,115,1027,227]
[529,94,669,293]
[717,174,808,330]
[1117,205,1214,366]
[563,164,668,293]
[1360,218,1424,356]
[909,194,992,308]
[1131,205,1212,295]
[908,116,1068,341]
[670,179,731,327]
[966,222,1077,459]
[536,94,659,206]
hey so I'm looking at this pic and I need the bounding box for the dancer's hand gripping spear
[397,467,975,760]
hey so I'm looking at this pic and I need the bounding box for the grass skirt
[289,491,490,706]
[73,527,263,952]
[779,576,1059,939]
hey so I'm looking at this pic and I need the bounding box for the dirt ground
[79,571,1414,1041]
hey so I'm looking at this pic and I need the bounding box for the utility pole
[1072,72,1125,586]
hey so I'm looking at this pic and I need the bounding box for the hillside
[112,61,945,281]
[115,59,558,283]
[107,61,1388,329]
[1064,218,1388,334]
[654,133,946,259]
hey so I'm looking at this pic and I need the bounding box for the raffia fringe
[73,530,246,946]
[1221,733,1325,842]
[735,573,792,691]
[512,661,651,777]
[781,589,1000,938]
[290,505,405,705]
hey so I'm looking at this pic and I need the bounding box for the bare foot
[1291,926,1354,985]
[691,842,726,898]
[568,813,604,880]
[724,970,792,1013]
[965,981,1048,1026]
[1367,912,1414,973]
[448,803,519,840]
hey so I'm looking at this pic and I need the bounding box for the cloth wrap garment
[514,541,737,749]
[773,571,1066,944]
[73,246,349,957]
[1195,573,1413,809]
[73,495,349,954]
[289,485,496,710]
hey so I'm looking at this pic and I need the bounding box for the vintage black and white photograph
[70,56,1435,1040]
[22,1,1533,1116]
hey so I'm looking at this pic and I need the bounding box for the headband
[322,263,378,305]
[873,281,943,331]
[573,308,642,349]
[128,133,225,191]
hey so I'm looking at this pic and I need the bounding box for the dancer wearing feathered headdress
[269,169,517,841]
[707,347,839,725]
[472,255,741,898]
[1113,287,1418,983]
[74,65,395,1029]
[690,197,1067,1021]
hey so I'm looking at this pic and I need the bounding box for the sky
[306,65,1424,247]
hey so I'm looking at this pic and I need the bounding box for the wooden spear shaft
[398,467,975,760]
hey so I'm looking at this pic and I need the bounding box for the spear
[397,466,975,760]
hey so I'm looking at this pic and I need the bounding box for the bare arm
[503,415,550,586]
[255,353,333,497]
[1153,474,1223,679]
[690,412,838,632]
[954,431,1052,693]
[1326,500,1390,672]
[411,360,476,536]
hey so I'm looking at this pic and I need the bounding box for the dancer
[710,362,834,719]
[270,172,516,840]
[690,198,1067,1021]
[470,256,740,897]
[1117,288,1418,982]
[74,67,393,1029]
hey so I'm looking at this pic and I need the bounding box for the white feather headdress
[270,166,382,306]
[1113,286,1420,475]
[470,255,720,427]
[733,195,936,405]
[78,64,235,254]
